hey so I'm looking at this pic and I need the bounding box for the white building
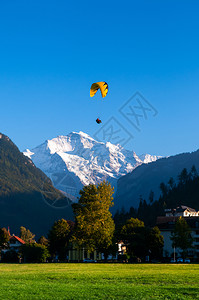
[157,206,199,260]
[165,206,199,217]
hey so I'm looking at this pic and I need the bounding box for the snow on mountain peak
[24,149,34,159]
[74,131,96,140]
[139,153,163,164]
[23,131,161,201]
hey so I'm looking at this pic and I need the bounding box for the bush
[118,254,129,262]
[2,250,19,263]
[21,243,50,263]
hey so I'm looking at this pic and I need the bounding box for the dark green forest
[0,133,73,236]
[114,166,199,230]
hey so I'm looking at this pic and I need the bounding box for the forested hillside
[0,133,73,236]
[114,166,199,228]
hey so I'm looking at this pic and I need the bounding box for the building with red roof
[1,234,25,256]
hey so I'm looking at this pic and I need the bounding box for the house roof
[10,235,25,244]
[176,205,196,212]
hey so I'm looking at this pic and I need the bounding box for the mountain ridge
[114,148,199,210]
[0,133,73,236]
[24,131,162,200]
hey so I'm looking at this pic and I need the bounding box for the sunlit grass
[0,263,199,299]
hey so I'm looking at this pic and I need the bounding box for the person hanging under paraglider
[96,118,102,124]
[90,81,108,124]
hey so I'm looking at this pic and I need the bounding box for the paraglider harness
[96,118,102,124]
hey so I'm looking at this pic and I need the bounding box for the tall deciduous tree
[121,218,146,258]
[147,226,164,259]
[0,228,10,250]
[20,226,35,243]
[170,217,193,259]
[72,181,115,256]
[48,219,71,260]
[121,218,164,260]
[38,236,48,247]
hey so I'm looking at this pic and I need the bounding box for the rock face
[24,131,161,201]
[114,149,199,211]
[0,133,73,237]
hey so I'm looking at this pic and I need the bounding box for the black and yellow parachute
[90,81,108,98]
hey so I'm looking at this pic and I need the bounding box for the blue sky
[0,0,199,156]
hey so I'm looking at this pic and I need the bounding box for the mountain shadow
[0,133,73,237]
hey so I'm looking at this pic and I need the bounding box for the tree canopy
[0,227,10,249]
[21,243,50,263]
[48,219,71,260]
[170,216,193,259]
[20,226,35,243]
[121,218,163,260]
[38,236,48,247]
[72,181,115,254]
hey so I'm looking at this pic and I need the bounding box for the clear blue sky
[0,0,199,157]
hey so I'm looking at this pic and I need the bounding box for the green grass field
[0,263,199,299]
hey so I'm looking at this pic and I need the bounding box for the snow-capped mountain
[23,131,161,201]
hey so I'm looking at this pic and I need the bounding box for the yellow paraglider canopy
[90,82,108,98]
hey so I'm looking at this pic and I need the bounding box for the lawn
[0,263,199,299]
